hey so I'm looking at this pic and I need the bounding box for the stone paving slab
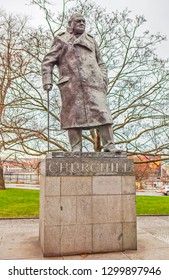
[0,216,169,260]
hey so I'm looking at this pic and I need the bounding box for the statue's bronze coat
[42,31,112,129]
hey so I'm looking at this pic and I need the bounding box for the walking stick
[47,89,50,152]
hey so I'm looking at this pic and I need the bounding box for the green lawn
[0,188,39,218]
[136,196,169,215]
[0,189,169,218]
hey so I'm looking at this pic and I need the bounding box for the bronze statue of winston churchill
[42,13,117,152]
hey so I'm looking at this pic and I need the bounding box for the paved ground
[136,190,163,196]
[0,216,169,260]
[6,184,164,195]
[6,184,40,190]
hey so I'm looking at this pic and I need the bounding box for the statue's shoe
[104,144,122,153]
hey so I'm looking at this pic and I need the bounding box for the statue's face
[72,16,85,34]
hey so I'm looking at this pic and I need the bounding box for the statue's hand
[43,84,53,91]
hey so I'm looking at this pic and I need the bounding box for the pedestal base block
[40,152,137,256]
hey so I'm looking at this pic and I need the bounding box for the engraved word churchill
[42,13,121,153]
[46,157,133,176]
[48,161,119,174]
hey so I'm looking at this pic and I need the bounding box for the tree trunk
[0,162,5,190]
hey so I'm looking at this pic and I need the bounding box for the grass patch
[0,188,39,218]
[136,196,169,215]
[0,189,169,218]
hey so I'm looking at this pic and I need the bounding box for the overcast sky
[0,0,169,59]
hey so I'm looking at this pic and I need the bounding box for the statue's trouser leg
[68,128,82,152]
[99,124,115,151]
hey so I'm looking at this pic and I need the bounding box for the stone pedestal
[40,152,137,257]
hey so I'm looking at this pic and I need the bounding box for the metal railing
[4,173,39,184]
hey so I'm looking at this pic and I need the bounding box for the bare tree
[0,10,32,188]
[28,0,169,156]
[0,7,70,187]
[0,0,169,183]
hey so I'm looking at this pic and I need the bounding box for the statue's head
[67,13,85,35]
